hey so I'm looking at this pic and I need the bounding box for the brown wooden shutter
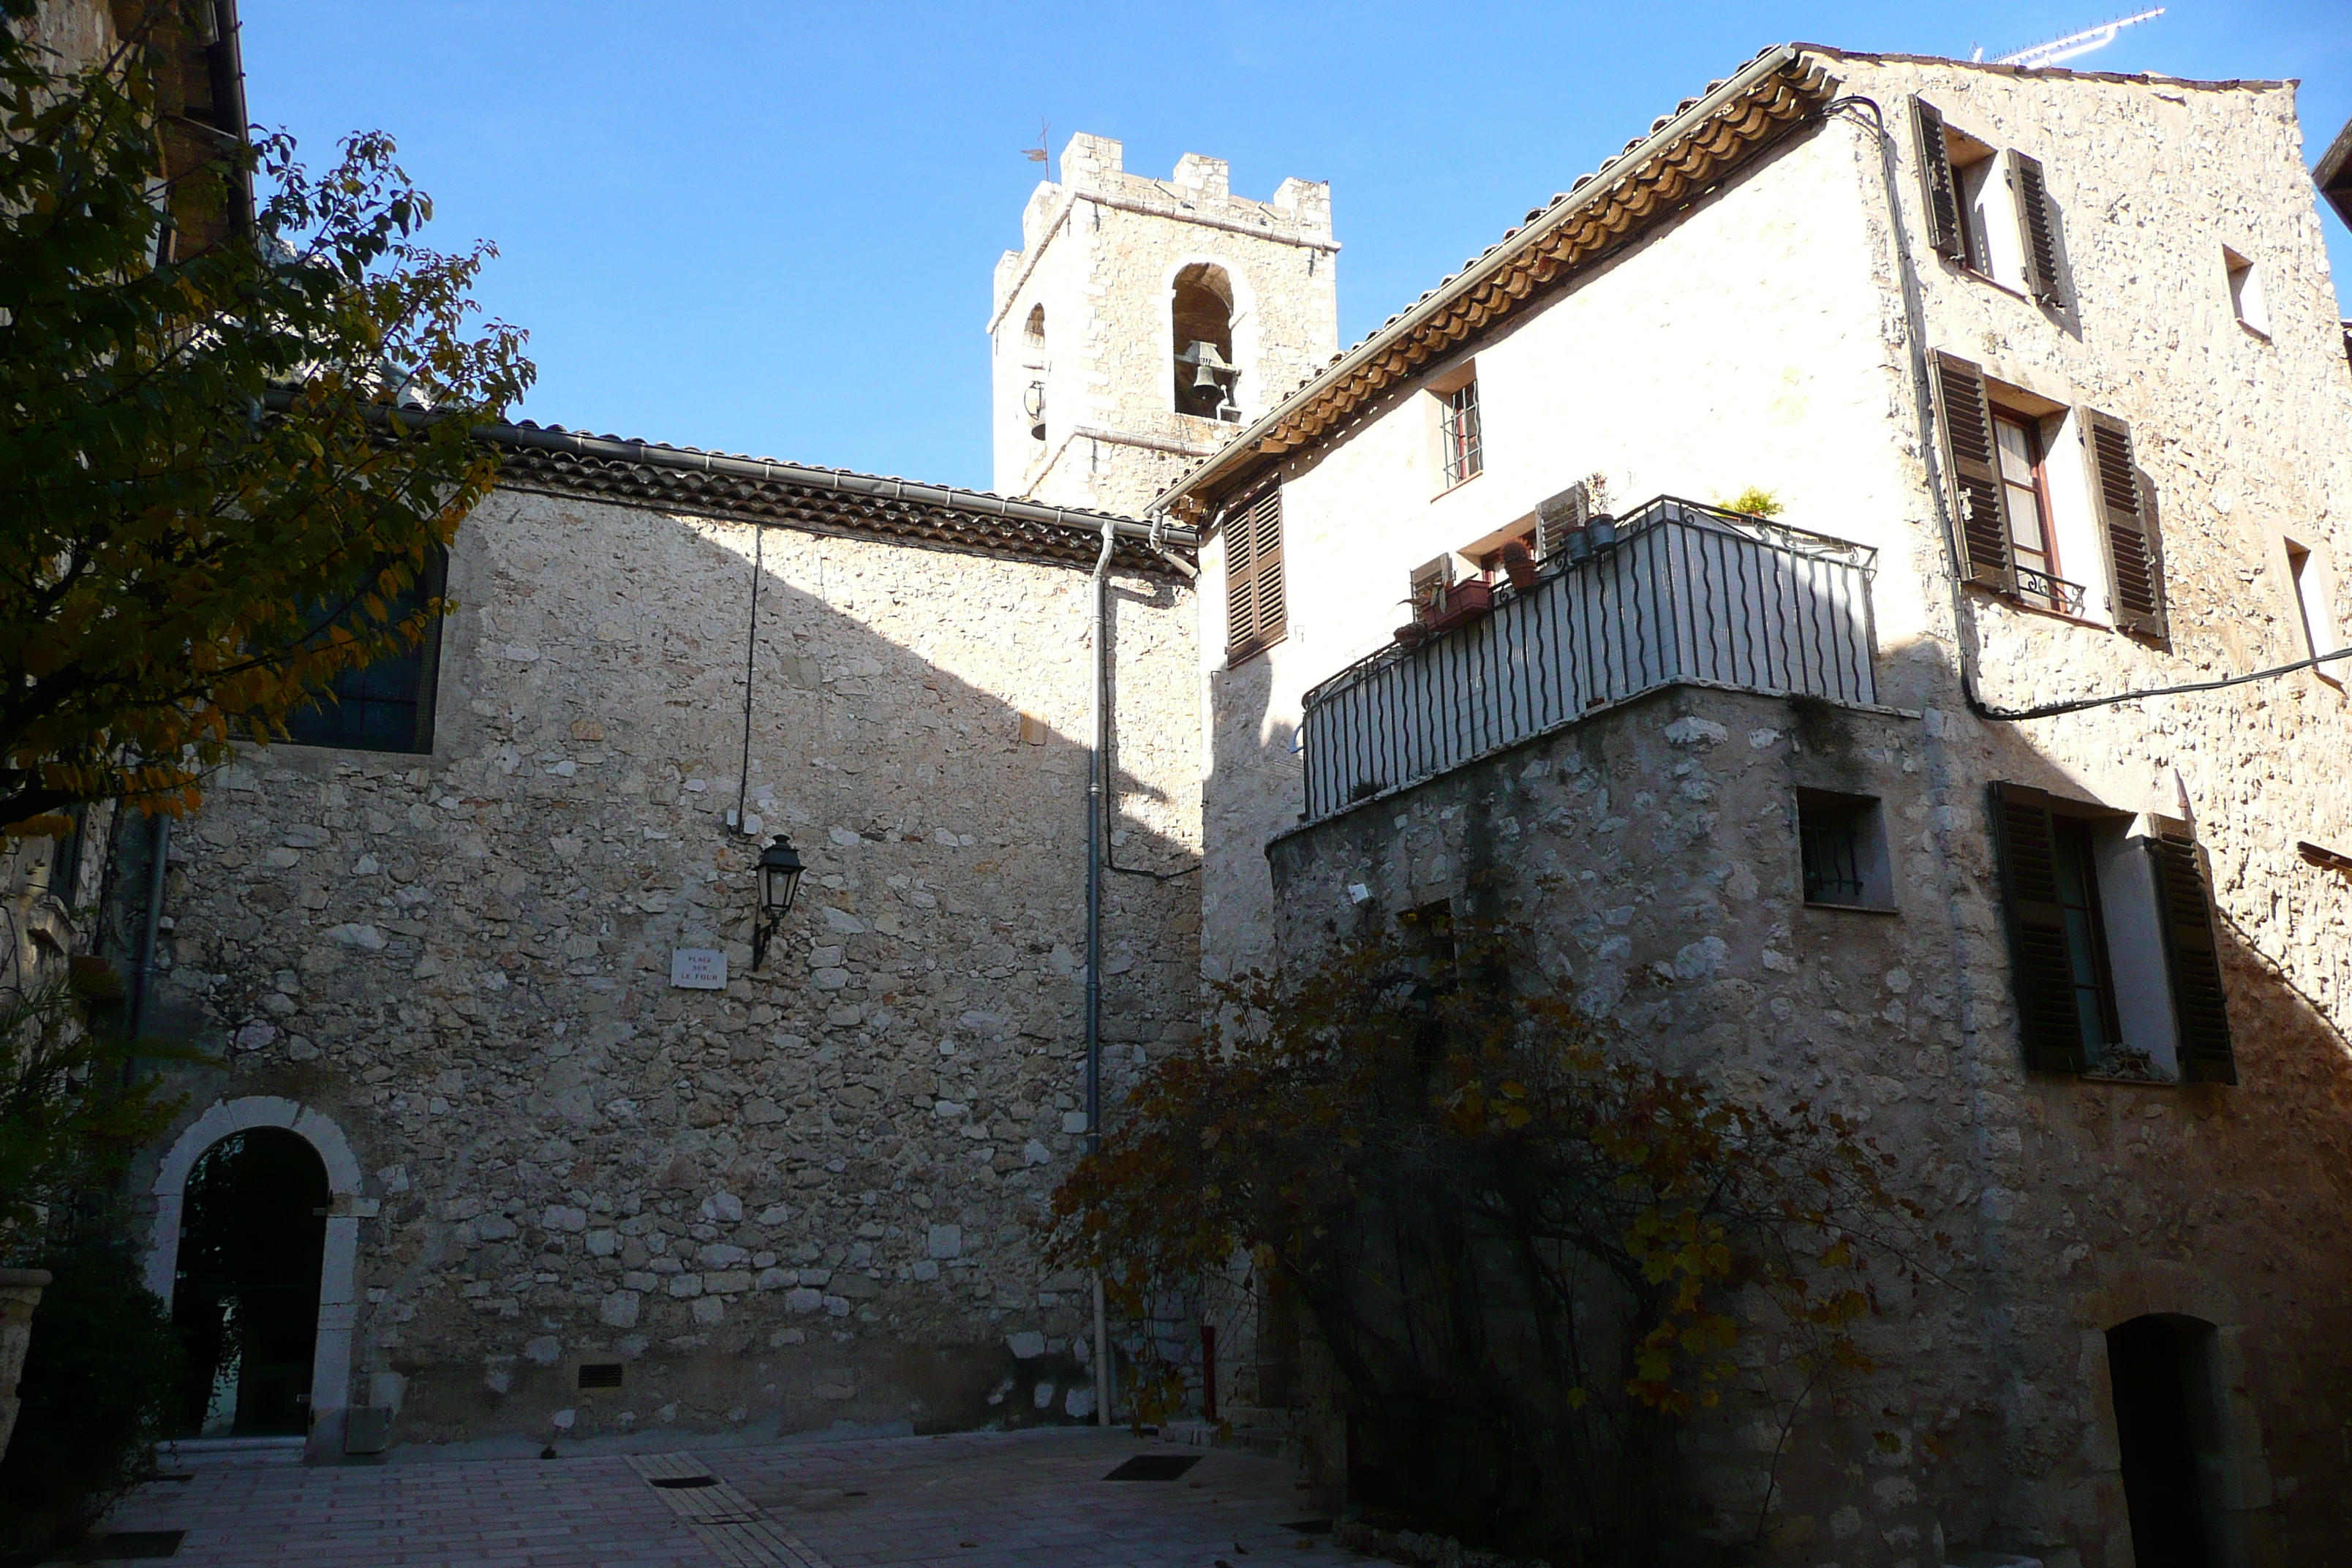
[2145,817,2236,1085]
[1912,98,1964,261]
[1224,486,1285,659]
[1224,499,1259,654]
[2081,410,2166,639]
[2009,152,2065,309]
[1989,783,2087,1073]
[1930,353,2016,592]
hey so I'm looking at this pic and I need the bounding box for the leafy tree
[1046,920,1942,1560]
[0,963,191,1552]
[0,1247,182,1555]
[0,963,189,1257]
[0,3,532,833]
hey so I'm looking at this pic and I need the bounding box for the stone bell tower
[988,134,1340,516]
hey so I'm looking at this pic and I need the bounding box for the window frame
[1912,98,2069,309]
[2049,813,2127,1052]
[2285,538,2342,687]
[1439,380,1484,491]
[1989,783,2237,1083]
[1795,789,1896,913]
[2223,246,2271,339]
[281,549,448,755]
[1992,410,2072,614]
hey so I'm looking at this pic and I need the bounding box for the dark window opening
[1398,899,1457,972]
[1797,790,1893,910]
[170,1128,329,1438]
[283,551,446,754]
[2107,1314,2222,1568]
[1172,263,1238,421]
[1439,381,1482,488]
[2051,815,2124,1049]
[578,1362,625,1390]
[1255,1270,1303,1409]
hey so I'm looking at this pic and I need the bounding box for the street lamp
[750,834,804,970]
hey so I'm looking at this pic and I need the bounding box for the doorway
[169,1128,329,1437]
[2106,1313,2220,1568]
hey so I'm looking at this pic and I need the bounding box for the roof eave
[1153,43,1833,518]
[2315,114,2352,233]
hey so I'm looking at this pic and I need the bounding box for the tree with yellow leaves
[1047,916,1942,1558]
[0,1,532,834]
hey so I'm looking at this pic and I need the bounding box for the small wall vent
[578,1362,625,1390]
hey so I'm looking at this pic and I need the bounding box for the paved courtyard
[81,1429,1349,1568]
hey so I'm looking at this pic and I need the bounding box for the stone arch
[1167,257,1254,421]
[144,1097,364,1456]
[2079,1267,2271,1563]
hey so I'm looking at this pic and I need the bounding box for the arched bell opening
[1022,305,1048,441]
[169,1128,330,1438]
[1171,263,1238,421]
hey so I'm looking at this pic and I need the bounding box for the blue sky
[241,2,2352,492]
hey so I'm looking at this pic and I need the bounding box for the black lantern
[751,834,804,969]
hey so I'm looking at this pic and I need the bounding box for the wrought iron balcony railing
[2013,565,2087,617]
[1299,496,1880,823]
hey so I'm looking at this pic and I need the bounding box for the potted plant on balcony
[1424,578,1496,634]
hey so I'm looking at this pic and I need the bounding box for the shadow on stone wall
[1250,674,2352,1561]
[135,494,1202,1452]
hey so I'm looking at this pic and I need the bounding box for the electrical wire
[1974,646,2352,720]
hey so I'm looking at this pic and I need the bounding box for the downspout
[127,815,170,1039]
[1086,515,1115,1426]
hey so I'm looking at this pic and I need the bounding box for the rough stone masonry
[137,467,1202,1451]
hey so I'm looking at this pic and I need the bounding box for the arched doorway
[2106,1313,2221,1568]
[168,1129,330,1437]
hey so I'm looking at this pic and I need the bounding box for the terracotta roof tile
[486,422,1188,577]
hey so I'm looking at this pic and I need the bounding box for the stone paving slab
[91,1429,1352,1568]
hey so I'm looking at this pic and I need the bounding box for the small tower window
[1172,263,1239,421]
[1022,305,1047,441]
[2223,247,2269,338]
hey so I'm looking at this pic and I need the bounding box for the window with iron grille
[1797,790,1892,910]
[283,550,446,754]
[1439,380,1482,489]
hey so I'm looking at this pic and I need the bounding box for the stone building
[133,434,1203,1457]
[989,134,1339,516]
[26,12,2352,1561]
[1153,43,2352,1567]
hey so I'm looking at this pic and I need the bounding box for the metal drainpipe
[128,815,171,1039]
[1086,515,1115,1426]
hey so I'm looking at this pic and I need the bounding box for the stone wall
[143,483,1202,1452]
[1194,50,2352,1567]
[990,133,1340,514]
[1267,683,2352,1562]
[1196,100,1913,988]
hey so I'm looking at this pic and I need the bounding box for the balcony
[1299,497,1880,823]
